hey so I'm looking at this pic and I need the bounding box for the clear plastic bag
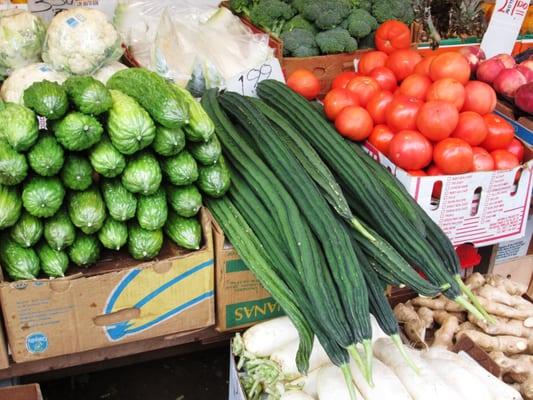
[42,8,124,75]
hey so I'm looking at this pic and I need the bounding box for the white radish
[271,337,330,379]
[373,338,465,400]
[289,366,324,398]
[350,357,412,400]
[242,317,299,357]
[316,365,362,400]
[280,390,315,400]
[458,351,523,400]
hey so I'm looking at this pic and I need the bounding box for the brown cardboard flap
[0,384,42,400]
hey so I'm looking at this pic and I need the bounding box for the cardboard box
[0,209,214,363]
[363,140,533,247]
[212,220,282,332]
[0,383,42,400]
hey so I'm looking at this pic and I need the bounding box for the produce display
[394,273,532,400]
[229,0,414,56]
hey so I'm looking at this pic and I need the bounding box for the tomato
[366,91,394,124]
[451,111,488,146]
[335,106,374,141]
[416,101,459,141]
[414,55,436,76]
[375,20,411,54]
[429,52,471,84]
[481,113,515,151]
[427,164,444,197]
[287,69,321,100]
[433,138,473,174]
[427,78,466,110]
[472,147,495,171]
[462,81,497,115]
[358,51,388,75]
[386,49,423,81]
[491,150,520,170]
[399,74,432,100]
[388,130,433,170]
[332,71,360,90]
[506,138,525,162]
[346,76,381,107]
[368,124,395,155]
[323,88,359,121]
[408,170,427,176]
[385,95,423,132]
[369,67,398,92]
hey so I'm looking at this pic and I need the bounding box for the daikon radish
[373,338,465,400]
[289,367,324,398]
[350,357,412,400]
[316,365,362,400]
[243,317,299,357]
[271,337,330,379]
[280,390,315,400]
[442,349,523,400]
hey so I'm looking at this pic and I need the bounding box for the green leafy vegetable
[152,125,186,157]
[167,185,202,218]
[0,103,38,151]
[28,135,64,176]
[197,156,231,198]
[128,222,163,260]
[165,211,202,250]
[54,112,103,151]
[64,76,112,115]
[89,136,126,178]
[23,80,68,120]
[22,176,64,218]
[0,236,40,280]
[98,218,128,251]
[10,211,43,248]
[37,242,68,277]
[68,233,100,267]
[61,154,93,191]
[121,152,162,195]
[43,210,75,251]
[68,188,106,234]
[189,135,221,166]
[160,150,198,186]
[101,179,137,221]
[0,139,27,185]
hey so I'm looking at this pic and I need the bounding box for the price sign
[481,0,529,58]
[225,58,285,97]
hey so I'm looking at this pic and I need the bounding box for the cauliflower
[42,8,123,75]
[92,61,128,84]
[0,63,68,104]
[0,9,46,75]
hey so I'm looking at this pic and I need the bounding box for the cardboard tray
[0,384,42,400]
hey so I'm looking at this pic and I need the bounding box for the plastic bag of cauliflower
[42,8,123,75]
[0,9,46,76]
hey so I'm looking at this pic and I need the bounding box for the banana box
[0,209,214,363]
[212,219,283,332]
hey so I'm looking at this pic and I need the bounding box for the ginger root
[417,306,434,329]
[458,321,480,332]
[432,313,459,350]
[457,330,528,354]
[468,313,533,338]
[465,272,486,290]
[486,275,528,296]
[394,303,427,346]
[477,297,533,321]
[477,284,533,310]
[411,295,464,312]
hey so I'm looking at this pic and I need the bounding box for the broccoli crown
[372,0,415,24]
[250,0,296,35]
[345,9,376,38]
[229,0,254,14]
[281,28,319,57]
[282,14,317,34]
[289,0,307,14]
[302,0,353,29]
[351,0,372,11]
[315,28,358,54]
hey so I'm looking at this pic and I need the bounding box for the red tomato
[346,76,381,107]
[433,138,473,174]
[385,95,423,132]
[369,67,398,91]
[472,147,495,171]
[386,49,423,81]
[389,130,433,170]
[408,170,427,176]
[451,111,488,146]
[358,51,388,75]
[462,81,497,115]
[426,164,444,197]
[491,150,520,170]
[323,88,359,121]
[366,91,394,124]
[506,138,525,162]
[416,101,459,141]
[287,69,321,100]
[375,20,411,54]
[335,106,374,141]
[368,124,395,155]
[332,71,360,90]
[429,52,471,84]
[481,113,515,151]
[414,55,436,76]
[427,78,466,110]
[399,74,432,100]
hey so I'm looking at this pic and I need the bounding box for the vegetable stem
[391,334,420,374]
[347,345,370,385]
[340,363,358,400]
[454,295,487,323]
[455,275,496,324]
[362,339,375,387]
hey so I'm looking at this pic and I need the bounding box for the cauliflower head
[0,9,46,75]
[0,63,68,104]
[43,8,123,75]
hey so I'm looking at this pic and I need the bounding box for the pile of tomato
[321,21,525,176]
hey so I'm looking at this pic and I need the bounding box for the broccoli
[282,15,317,34]
[288,0,307,13]
[372,0,415,24]
[281,28,320,57]
[250,0,296,36]
[351,0,372,11]
[229,0,255,16]
[315,28,358,54]
[302,0,353,30]
[358,31,376,49]
[345,9,378,38]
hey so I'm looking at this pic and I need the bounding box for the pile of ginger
[393,273,533,400]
